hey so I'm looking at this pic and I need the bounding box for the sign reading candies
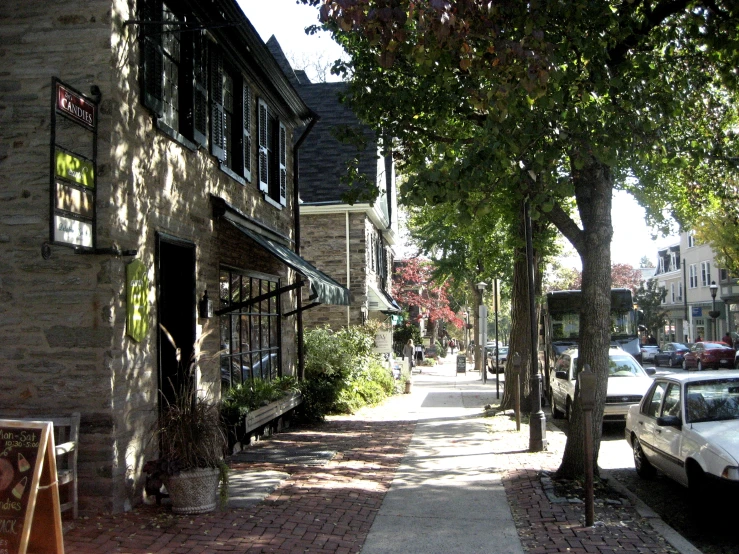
[0,421,63,554]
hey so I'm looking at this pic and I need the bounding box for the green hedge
[296,324,396,422]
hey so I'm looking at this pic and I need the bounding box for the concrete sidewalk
[360,364,523,554]
[62,353,696,554]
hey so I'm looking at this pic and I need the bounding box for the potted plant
[145,326,228,514]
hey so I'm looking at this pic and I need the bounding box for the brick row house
[266,38,401,330]
[0,0,348,514]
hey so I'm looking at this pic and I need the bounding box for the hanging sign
[126,260,150,342]
[372,330,393,354]
[0,420,64,554]
[53,215,92,248]
[56,82,95,129]
[54,150,94,189]
[50,77,97,251]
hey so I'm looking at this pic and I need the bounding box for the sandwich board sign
[0,420,64,554]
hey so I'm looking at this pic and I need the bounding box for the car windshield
[685,379,739,423]
[573,353,645,378]
[672,343,688,350]
[607,354,646,377]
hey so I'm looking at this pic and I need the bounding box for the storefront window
[219,267,280,387]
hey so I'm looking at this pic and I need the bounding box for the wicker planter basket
[166,468,220,514]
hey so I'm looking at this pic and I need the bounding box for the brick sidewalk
[487,412,680,554]
[63,383,683,554]
[64,418,415,554]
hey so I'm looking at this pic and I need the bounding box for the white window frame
[670,283,675,303]
[688,233,695,248]
[701,261,711,287]
[689,264,698,289]
[678,281,683,301]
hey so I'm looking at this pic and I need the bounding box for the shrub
[297,324,396,422]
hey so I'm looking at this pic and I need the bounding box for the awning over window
[368,283,401,313]
[227,220,350,306]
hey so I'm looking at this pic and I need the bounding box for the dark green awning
[227,220,350,306]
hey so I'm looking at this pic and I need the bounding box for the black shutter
[141,0,164,115]
[258,100,269,192]
[242,82,252,181]
[210,47,225,161]
[192,31,208,148]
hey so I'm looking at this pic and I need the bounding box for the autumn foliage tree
[393,258,463,346]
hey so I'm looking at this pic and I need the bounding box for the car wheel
[632,437,657,479]
[682,360,688,370]
[697,361,703,371]
[687,462,706,502]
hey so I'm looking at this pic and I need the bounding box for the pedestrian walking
[403,339,415,373]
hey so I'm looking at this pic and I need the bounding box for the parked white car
[550,347,655,421]
[625,371,739,495]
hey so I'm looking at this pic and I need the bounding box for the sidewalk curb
[600,468,703,554]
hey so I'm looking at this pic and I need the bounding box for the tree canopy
[304,0,739,477]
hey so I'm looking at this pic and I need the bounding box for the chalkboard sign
[0,420,63,554]
[456,355,466,373]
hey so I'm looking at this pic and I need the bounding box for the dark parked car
[653,342,690,367]
[221,352,279,388]
[683,342,736,371]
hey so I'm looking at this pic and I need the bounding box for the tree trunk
[554,157,613,480]
[500,210,532,411]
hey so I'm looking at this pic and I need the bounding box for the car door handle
[656,429,662,434]
[638,421,644,425]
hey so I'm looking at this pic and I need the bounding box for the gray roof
[295,82,379,204]
[265,37,379,204]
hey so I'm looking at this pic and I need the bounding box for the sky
[239,0,679,268]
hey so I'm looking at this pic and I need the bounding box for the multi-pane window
[219,267,281,388]
[669,252,677,272]
[678,281,683,301]
[141,0,207,147]
[222,69,234,170]
[688,233,695,248]
[161,5,180,129]
[701,261,711,287]
[670,284,675,303]
[689,264,698,288]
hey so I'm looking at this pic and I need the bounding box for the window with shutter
[242,84,251,181]
[140,0,205,149]
[141,0,164,115]
[279,122,287,206]
[191,31,208,147]
[258,99,269,192]
[210,47,225,161]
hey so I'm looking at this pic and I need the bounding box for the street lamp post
[709,281,720,340]
[524,199,547,452]
[476,282,488,382]
[462,307,469,353]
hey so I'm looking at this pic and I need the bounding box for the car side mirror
[645,367,656,376]
[555,370,568,380]
[656,415,682,428]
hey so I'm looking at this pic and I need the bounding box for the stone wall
[0,0,300,513]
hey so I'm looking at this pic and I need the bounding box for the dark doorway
[157,235,196,408]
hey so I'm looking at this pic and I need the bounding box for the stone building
[266,38,400,330]
[0,0,348,514]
